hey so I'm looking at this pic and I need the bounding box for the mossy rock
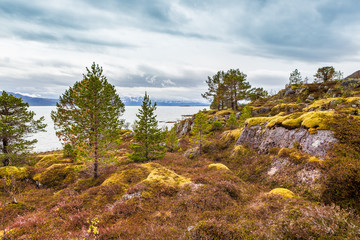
[221,129,243,142]
[140,166,191,198]
[35,154,71,168]
[0,166,29,180]
[33,163,81,188]
[246,111,335,130]
[102,165,150,187]
[207,163,230,171]
[269,188,296,198]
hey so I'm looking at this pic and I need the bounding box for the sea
[28,106,208,153]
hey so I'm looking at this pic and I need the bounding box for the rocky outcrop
[236,125,337,158]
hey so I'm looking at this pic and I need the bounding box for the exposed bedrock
[236,125,337,158]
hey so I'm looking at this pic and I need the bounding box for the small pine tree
[130,93,165,162]
[289,69,302,85]
[190,111,211,154]
[226,113,239,129]
[0,91,46,166]
[165,125,180,152]
[239,105,252,126]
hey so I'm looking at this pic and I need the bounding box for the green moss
[35,154,71,168]
[269,188,296,198]
[207,163,230,171]
[0,166,28,180]
[304,97,360,111]
[33,163,80,188]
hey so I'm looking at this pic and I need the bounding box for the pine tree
[0,91,46,166]
[226,112,239,129]
[51,63,125,178]
[165,125,180,152]
[190,111,211,154]
[289,69,302,85]
[129,92,165,162]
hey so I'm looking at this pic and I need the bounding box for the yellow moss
[232,145,249,157]
[215,110,234,116]
[207,163,230,171]
[269,188,296,198]
[102,166,150,186]
[308,128,318,134]
[308,156,323,164]
[247,111,335,130]
[0,166,28,180]
[304,97,360,111]
[33,163,80,188]
[277,148,292,158]
[35,154,71,168]
[221,128,243,142]
[143,167,191,189]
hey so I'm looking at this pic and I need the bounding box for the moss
[0,166,28,180]
[102,166,150,186]
[246,111,335,130]
[35,154,71,168]
[308,156,323,164]
[269,188,296,198]
[207,163,230,171]
[231,145,249,157]
[215,110,233,116]
[143,167,191,189]
[221,128,243,142]
[304,97,360,111]
[33,163,80,188]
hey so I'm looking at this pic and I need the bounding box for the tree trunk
[2,138,9,166]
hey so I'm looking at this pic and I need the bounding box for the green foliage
[129,93,165,162]
[211,120,223,131]
[190,111,211,154]
[165,125,180,152]
[51,63,125,178]
[289,69,302,85]
[0,91,46,166]
[314,66,335,82]
[226,113,239,129]
[62,143,76,159]
[248,87,268,102]
[239,105,252,126]
[202,69,251,110]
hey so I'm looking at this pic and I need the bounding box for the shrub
[211,120,223,131]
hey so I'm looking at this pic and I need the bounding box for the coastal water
[29,106,208,153]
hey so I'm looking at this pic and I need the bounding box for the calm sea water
[28,106,207,153]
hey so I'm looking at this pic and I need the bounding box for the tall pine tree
[129,92,165,162]
[0,91,46,166]
[51,63,125,178]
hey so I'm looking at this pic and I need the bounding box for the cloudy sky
[1,0,360,102]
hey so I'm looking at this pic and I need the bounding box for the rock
[252,107,270,116]
[235,112,241,119]
[284,87,295,96]
[236,125,337,158]
[184,147,200,159]
[179,119,192,136]
[307,95,315,101]
[341,79,360,89]
[329,100,337,106]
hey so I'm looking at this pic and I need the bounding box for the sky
[1,0,360,102]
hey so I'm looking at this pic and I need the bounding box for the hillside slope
[1,80,360,239]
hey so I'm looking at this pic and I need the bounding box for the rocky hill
[1,80,360,239]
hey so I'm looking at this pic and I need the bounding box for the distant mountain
[9,92,58,106]
[121,96,208,106]
[8,92,208,107]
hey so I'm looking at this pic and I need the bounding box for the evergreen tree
[51,63,125,178]
[165,125,180,152]
[129,92,165,162]
[239,105,252,126]
[226,113,239,129]
[289,69,302,85]
[314,66,335,82]
[190,111,211,154]
[0,91,46,166]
